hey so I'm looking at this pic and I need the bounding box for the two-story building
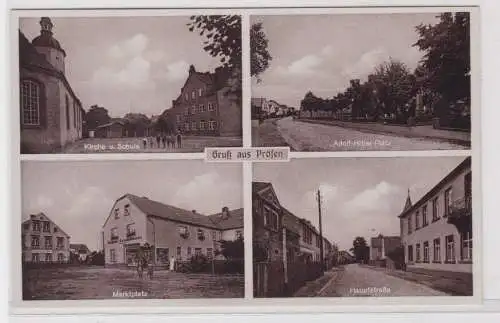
[166,65,241,137]
[399,157,472,275]
[69,243,91,262]
[19,17,84,153]
[21,212,71,263]
[252,182,284,262]
[101,193,243,267]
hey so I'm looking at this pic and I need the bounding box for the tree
[188,15,242,70]
[371,59,416,120]
[413,12,470,105]
[219,237,244,260]
[350,236,370,264]
[250,22,272,81]
[188,15,242,99]
[85,105,111,130]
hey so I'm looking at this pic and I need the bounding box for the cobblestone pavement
[276,117,467,151]
[318,264,449,297]
[23,266,244,300]
[62,136,242,153]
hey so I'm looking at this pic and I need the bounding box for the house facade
[19,18,84,153]
[101,194,243,266]
[21,212,71,263]
[252,182,285,262]
[69,243,91,262]
[167,65,241,137]
[399,157,472,274]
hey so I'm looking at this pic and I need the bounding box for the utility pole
[317,189,325,272]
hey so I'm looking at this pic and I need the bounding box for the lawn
[23,266,244,300]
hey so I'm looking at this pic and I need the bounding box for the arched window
[20,80,41,125]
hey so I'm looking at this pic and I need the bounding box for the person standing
[156,134,161,148]
[169,256,176,272]
[161,134,167,149]
[176,131,182,149]
[142,137,147,149]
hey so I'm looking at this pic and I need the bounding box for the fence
[176,258,244,275]
[254,261,323,297]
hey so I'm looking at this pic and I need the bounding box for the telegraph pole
[317,189,325,272]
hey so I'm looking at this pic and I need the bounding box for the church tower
[32,17,66,74]
[402,188,412,213]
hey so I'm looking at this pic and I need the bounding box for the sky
[251,13,440,108]
[20,16,224,118]
[22,161,242,251]
[253,156,467,251]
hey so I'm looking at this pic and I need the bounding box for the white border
[7,3,486,316]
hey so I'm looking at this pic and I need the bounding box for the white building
[399,157,472,274]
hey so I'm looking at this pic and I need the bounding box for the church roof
[31,17,66,56]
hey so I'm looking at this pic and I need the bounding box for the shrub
[186,254,210,273]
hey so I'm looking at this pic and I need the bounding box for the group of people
[135,255,178,280]
[142,132,182,150]
[135,255,154,280]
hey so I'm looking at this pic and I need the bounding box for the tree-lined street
[260,117,467,151]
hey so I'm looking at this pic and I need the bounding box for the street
[273,117,467,151]
[23,266,244,300]
[62,136,242,153]
[317,264,449,297]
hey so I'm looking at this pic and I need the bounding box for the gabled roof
[208,208,243,230]
[113,194,242,230]
[70,243,90,253]
[23,212,71,238]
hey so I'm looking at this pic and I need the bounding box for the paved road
[318,264,449,297]
[276,117,467,151]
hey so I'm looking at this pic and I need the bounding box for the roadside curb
[297,118,471,147]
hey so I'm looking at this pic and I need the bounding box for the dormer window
[114,208,119,219]
[124,204,130,216]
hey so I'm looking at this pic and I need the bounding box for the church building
[19,17,84,153]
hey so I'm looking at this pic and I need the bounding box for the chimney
[192,210,196,214]
[189,65,196,75]
[221,207,230,219]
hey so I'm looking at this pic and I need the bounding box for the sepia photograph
[20,160,244,300]
[253,156,473,297]
[251,13,472,151]
[18,15,242,154]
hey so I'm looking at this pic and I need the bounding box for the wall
[221,228,243,241]
[174,73,220,136]
[401,165,472,273]
[102,197,148,265]
[217,89,242,137]
[34,46,65,74]
[58,82,82,146]
[253,195,283,262]
[20,69,62,153]
[21,214,71,262]
[146,216,218,262]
